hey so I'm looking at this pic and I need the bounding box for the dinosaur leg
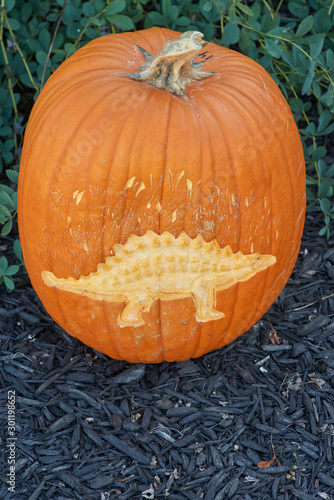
[117,293,154,328]
[192,282,224,323]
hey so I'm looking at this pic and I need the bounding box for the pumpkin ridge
[158,92,175,360]
[229,84,277,330]
[23,76,129,164]
[244,79,299,327]
[193,91,241,346]
[43,82,135,357]
[241,98,275,330]
[115,89,158,246]
[97,88,155,361]
[187,98,208,358]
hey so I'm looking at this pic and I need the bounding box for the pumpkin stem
[119,31,215,99]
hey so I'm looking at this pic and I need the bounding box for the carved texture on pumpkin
[40,171,282,282]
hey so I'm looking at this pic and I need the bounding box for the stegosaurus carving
[41,230,276,327]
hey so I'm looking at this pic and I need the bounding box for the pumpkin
[18,28,305,363]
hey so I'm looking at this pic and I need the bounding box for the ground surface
[0,206,334,500]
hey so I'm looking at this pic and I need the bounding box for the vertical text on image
[7,390,16,494]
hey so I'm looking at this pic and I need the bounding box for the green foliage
[0,239,23,290]
[0,0,333,290]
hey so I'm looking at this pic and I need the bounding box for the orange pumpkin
[18,28,305,363]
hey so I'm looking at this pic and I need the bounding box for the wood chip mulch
[0,207,333,500]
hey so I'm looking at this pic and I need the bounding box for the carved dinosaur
[42,230,276,327]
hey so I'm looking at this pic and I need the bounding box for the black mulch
[0,207,333,500]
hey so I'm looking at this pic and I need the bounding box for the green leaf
[307,34,324,60]
[64,2,82,20]
[5,264,19,276]
[265,38,282,58]
[202,1,212,12]
[318,179,331,198]
[229,3,236,22]
[13,239,23,262]
[215,0,229,13]
[317,110,332,134]
[312,82,321,99]
[306,187,316,201]
[21,3,33,22]
[0,185,15,197]
[4,275,15,291]
[203,24,215,40]
[281,52,295,70]
[247,18,261,36]
[90,17,102,26]
[288,1,309,18]
[6,169,19,184]
[0,189,15,209]
[64,42,76,56]
[107,14,134,31]
[66,23,83,39]
[11,191,17,208]
[0,204,12,218]
[2,151,14,164]
[5,17,21,30]
[328,164,334,177]
[175,16,190,27]
[318,227,327,236]
[0,126,12,137]
[5,0,15,13]
[162,0,180,22]
[20,72,38,89]
[146,11,165,26]
[317,159,327,178]
[39,28,51,52]
[131,4,144,24]
[318,123,334,137]
[27,38,44,53]
[36,51,49,66]
[105,0,126,16]
[302,68,314,95]
[3,138,15,152]
[320,198,331,213]
[326,49,333,67]
[289,98,303,114]
[296,16,313,38]
[53,33,64,50]
[93,0,104,10]
[305,122,316,135]
[267,27,286,37]
[311,146,327,161]
[0,88,8,106]
[235,2,254,16]
[222,22,240,46]
[314,8,332,33]
[0,256,8,273]
[83,2,95,17]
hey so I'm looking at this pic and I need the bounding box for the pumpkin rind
[18,28,306,363]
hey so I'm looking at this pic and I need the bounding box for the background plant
[1,0,333,291]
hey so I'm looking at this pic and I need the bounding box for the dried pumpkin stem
[120,31,214,98]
